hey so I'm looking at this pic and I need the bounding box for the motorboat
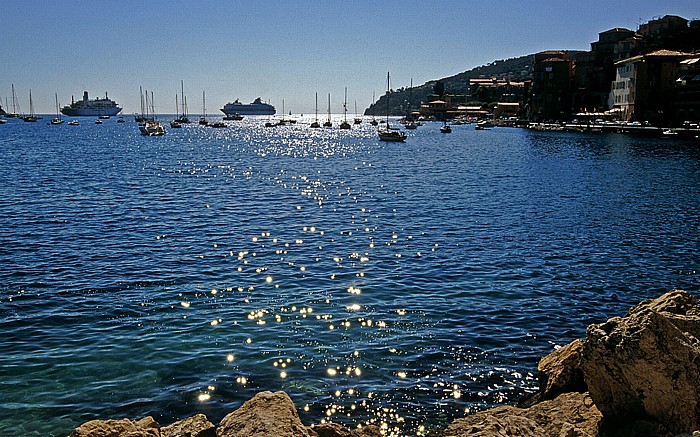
[223,113,244,121]
[140,121,165,136]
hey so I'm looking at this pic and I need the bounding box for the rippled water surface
[1,116,699,436]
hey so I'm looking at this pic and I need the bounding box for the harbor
[3,2,700,436]
[1,116,699,436]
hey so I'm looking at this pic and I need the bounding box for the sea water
[1,116,698,436]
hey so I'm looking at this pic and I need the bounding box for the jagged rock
[216,390,314,437]
[442,410,546,437]
[68,416,159,437]
[520,339,587,407]
[581,289,700,434]
[538,339,586,400]
[310,422,381,437]
[442,392,601,437]
[161,413,215,437]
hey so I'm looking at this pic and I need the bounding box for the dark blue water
[1,116,699,436]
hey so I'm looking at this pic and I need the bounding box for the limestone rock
[520,338,587,407]
[216,390,314,437]
[538,339,586,400]
[68,416,159,437]
[581,289,700,434]
[161,413,215,437]
[442,408,546,437]
[443,392,600,437]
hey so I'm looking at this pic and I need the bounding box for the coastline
[66,289,700,436]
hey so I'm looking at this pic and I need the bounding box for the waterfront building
[611,49,689,124]
[526,51,573,121]
[493,102,520,119]
[675,55,700,123]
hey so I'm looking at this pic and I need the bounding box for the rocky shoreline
[67,290,700,437]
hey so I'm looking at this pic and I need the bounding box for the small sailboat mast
[310,92,320,128]
[323,93,332,127]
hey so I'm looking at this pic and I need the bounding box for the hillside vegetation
[366,55,535,116]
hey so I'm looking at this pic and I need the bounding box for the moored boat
[175,81,191,123]
[223,113,244,121]
[208,120,226,128]
[378,73,406,142]
[310,92,320,128]
[138,90,165,136]
[378,128,408,142]
[199,90,208,125]
[323,93,333,128]
[340,88,351,129]
[21,90,38,122]
[5,84,20,118]
[50,93,64,125]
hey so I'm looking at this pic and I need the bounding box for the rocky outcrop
[442,392,601,437]
[582,289,700,434]
[161,413,215,437]
[216,391,314,437]
[519,338,586,408]
[69,416,160,437]
[66,290,700,437]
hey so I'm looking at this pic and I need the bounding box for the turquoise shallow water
[1,116,699,436]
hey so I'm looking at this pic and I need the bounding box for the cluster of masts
[2,74,412,141]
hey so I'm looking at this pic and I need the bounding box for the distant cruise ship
[61,91,122,117]
[221,97,275,116]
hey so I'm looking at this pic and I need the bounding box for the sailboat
[50,93,64,124]
[199,91,208,125]
[21,90,38,122]
[340,88,351,129]
[278,99,288,126]
[378,72,407,142]
[139,90,165,136]
[354,101,362,124]
[170,94,182,128]
[323,93,332,127]
[6,84,20,118]
[175,81,190,123]
[310,92,320,128]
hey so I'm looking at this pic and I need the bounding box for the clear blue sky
[3,0,698,114]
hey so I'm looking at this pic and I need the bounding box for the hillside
[366,54,535,116]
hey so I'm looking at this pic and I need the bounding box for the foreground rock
[441,392,601,437]
[582,290,700,434]
[216,391,314,437]
[69,416,159,437]
[161,413,215,437]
